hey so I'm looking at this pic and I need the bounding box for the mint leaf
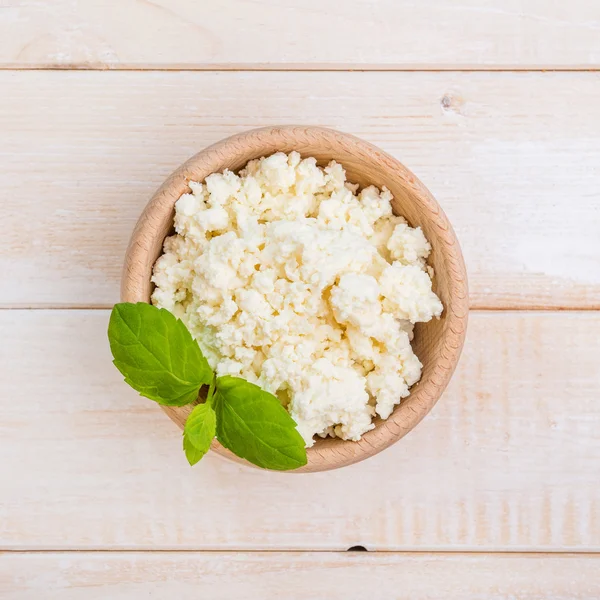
[183,402,216,465]
[108,302,213,406]
[214,376,307,471]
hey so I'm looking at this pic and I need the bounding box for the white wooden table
[2,2,600,598]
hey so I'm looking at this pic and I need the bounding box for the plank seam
[1,306,599,312]
[1,66,600,73]
[2,549,600,555]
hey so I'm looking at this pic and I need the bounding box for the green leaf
[108,302,213,406]
[183,402,216,465]
[214,376,307,471]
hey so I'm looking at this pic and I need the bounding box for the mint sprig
[108,302,307,471]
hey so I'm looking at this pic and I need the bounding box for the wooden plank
[1,71,599,309]
[1,310,599,550]
[1,1,600,69]
[2,552,600,600]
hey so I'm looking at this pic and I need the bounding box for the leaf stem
[205,375,217,407]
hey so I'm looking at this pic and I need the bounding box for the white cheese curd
[151,152,443,447]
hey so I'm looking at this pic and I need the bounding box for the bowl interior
[122,126,468,472]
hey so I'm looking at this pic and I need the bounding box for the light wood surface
[2,310,598,550]
[3,1,600,593]
[2,0,600,69]
[1,71,600,309]
[121,125,468,472]
[2,552,600,600]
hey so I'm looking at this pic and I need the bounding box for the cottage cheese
[151,152,443,446]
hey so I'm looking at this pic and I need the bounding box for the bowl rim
[121,125,469,473]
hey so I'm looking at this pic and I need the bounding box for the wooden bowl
[122,126,468,473]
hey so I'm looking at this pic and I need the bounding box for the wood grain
[2,552,600,600]
[2,1,600,69]
[121,125,468,472]
[1,71,599,309]
[2,309,599,550]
